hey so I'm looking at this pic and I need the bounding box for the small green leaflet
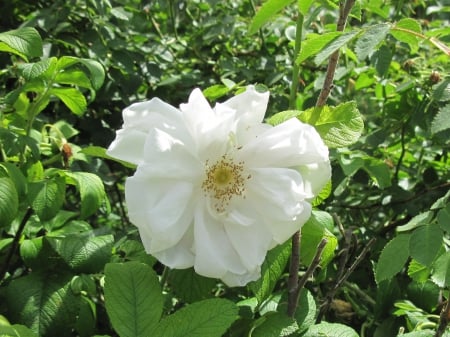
[249,0,295,35]
[0,177,19,227]
[375,234,411,284]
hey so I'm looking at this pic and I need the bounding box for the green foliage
[0,0,449,336]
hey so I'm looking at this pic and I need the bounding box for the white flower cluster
[107,86,331,286]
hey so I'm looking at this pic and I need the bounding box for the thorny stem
[316,0,356,107]
[0,207,33,283]
[435,299,450,337]
[288,238,328,318]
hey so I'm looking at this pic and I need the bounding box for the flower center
[202,155,249,212]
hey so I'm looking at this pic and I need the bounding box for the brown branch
[316,0,356,107]
[288,238,328,318]
[435,300,450,337]
[287,231,301,317]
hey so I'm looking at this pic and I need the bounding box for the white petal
[221,85,269,125]
[224,220,272,271]
[107,97,183,165]
[193,204,246,278]
[238,118,329,168]
[221,267,261,287]
[297,161,332,197]
[152,227,195,269]
[106,128,148,165]
[125,175,196,252]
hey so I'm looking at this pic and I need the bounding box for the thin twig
[435,300,450,337]
[0,207,33,283]
[317,237,376,322]
[287,231,301,317]
[288,238,328,317]
[316,0,356,107]
[289,13,304,109]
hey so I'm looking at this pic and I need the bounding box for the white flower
[107,86,331,287]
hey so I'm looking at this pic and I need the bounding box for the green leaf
[48,234,113,273]
[295,289,317,333]
[355,24,390,60]
[437,204,450,232]
[64,171,107,218]
[55,57,104,90]
[296,32,342,64]
[371,44,392,76]
[301,211,337,267]
[50,87,87,115]
[252,312,298,337]
[169,268,216,303]
[0,162,28,198]
[0,324,38,337]
[431,251,450,287]
[203,84,231,100]
[0,177,19,227]
[153,298,238,337]
[80,145,136,169]
[6,271,81,337]
[314,31,359,65]
[55,69,93,89]
[303,322,359,337]
[390,18,422,53]
[266,110,302,126]
[18,59,52,81]
[397,211,433,232]
[409,224,443,266]
[28,177,66,221]
[250,240,291,304]
[431,103,450,134]
[0,27,42,61]
[298,0,314,15]
[104,262,163,337]
[375,234,411,284]
[298,101,364,148]
[249,0,295,35]
[407,259,430,283]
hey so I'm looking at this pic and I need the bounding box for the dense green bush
[0,1,449,336]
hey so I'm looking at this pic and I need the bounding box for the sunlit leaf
[431,251,450,287]
[355,23,390,60]
[0,177,19,227]
[249,0,295,35]
[0,27,42,61]
[50,87,87,115]
[376,234,411,283]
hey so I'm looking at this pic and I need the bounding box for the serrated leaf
[303,322,359,337]
[55,69,93,89]
[28,177,65,221]
[64,171,106,218]
[252,312,298,337]
[397,211,433,232]
[375,234,411,283]
[301,211,337,267]
[296,32,341,64]
[355,24,390,60]
[104,262,163,337]
[431,251,450,287]
[249,0,295,34]
[54,57,104,90]
[371,44,392,76]
[153,298,238,337]
[407,259,430,283]
[50,87,87,115]
[48,234,113,273]
[314,30,359,65]
[0,177,19,227]
[169,268,216,303]
[298,101,364,148]
[431,103,450,134]
[5,272,81,337]
[1,162,27,198]
[0,27,42,61]
[295,289,317,333]
[18,59,52,81]
[250,240,291,304]
[390,18,422,53]
[437,204,450,232]
[409,224,443,266]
